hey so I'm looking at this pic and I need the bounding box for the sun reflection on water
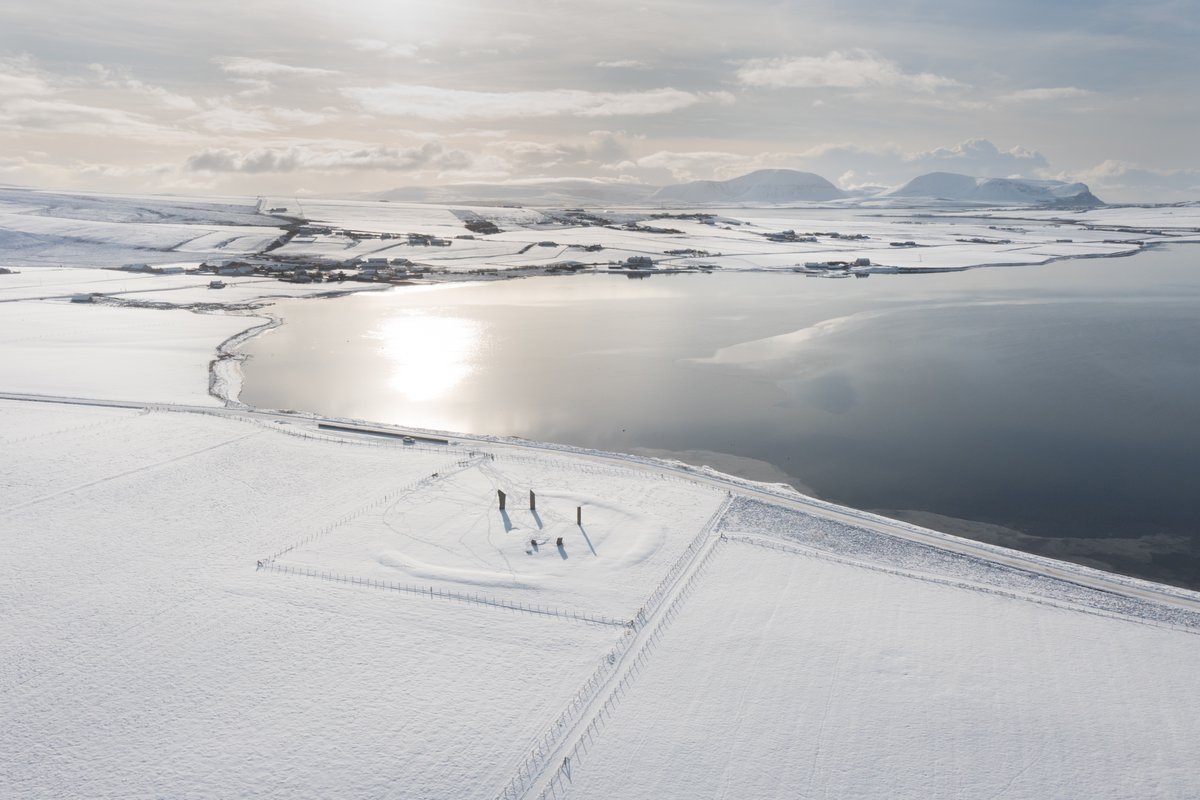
[371,311,483,402]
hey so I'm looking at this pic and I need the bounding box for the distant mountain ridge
[886,171,1103,207]
[648,169,847,204]
[372,169,1103,208]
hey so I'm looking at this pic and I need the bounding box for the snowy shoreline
[207,309,280,407]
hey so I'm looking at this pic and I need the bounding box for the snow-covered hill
[649,168,847,205]
[373,171,849,207]
[371,169,1103,208]
[888,171,1104,206]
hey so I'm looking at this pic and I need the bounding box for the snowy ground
[561,540,1200,800]
[0,301,255,405]
[4,188,1198,281]
[0,265,386,406]
[6,188,1200,798]
[0,402,622,799]
[0,188,283,268]
[4,396,1200,800]
[275,201,1166,273]
[269,451,727,619]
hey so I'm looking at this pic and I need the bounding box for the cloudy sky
[2,0,1198,201]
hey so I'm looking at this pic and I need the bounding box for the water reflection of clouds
[692,311,884,368]
[373,311,483,402]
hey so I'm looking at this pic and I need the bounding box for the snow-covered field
[562,540,1200,800]
[0,188,283,268]
[0,264,385,406]
[0,301,255,405]
[269,451,727,619]
[275,201,1168,273]
[5,186,1199,282]
[4,395,1200,800]
[6,188,1200,798]
[0,402,621,798]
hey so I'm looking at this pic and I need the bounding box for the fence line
[528,535,728,800]
[494,496,732,800]
[627,495,732,631]
[257,561,626,627]
[256,454,484,565]
[489,450,687,484]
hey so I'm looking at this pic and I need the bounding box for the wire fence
[256,454,483,565]
[722,533,1200,632]
[528,535,728,800]
[491,451,688,484]
[257,561,626,627]
[627,495,732,631]
[493,496,732,800]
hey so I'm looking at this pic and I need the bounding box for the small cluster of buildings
[799,257,873,277]
[352,256,420,282]
[765,229,818,243]
[766,229,870,243]
[292,226,452,247]
[815,231,870,240]
[118,263,191,275]
[605,255,715,278]
[621,221,684,235]
[405,233,452,247]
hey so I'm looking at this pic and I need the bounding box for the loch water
[240,245,1200,589]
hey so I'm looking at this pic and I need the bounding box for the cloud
[87,64,198,111]
[1068,160,1200,202]
[183,104,329,133]
[736,51,963,92]
[214,57,338,77]
[306,142,473,172]
[596,60,651,69]
[185,147,299,173]
[269,107,330,126]
[0,58,54,98]
[0,155,32,173]
[790,139,1049,186]
[342,85,733,120]
[77,161,177,179]
[0,153,185,192]
[1000,87,1094,102]
[629,139,1051,185]
[185,105,279,133]
[484,131,632,175]
[0,57,198,143]
[230,78,273,97]
[0,96,191,142]
[908,138,1049,173]
[184,141,473,173]
[635,149,754,181]
[350,39,420,58]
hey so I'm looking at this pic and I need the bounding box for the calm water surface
[241,246,1200,588]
